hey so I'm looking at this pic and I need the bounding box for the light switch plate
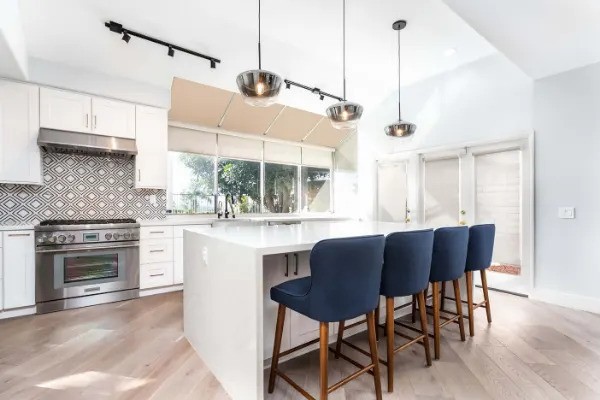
[558,207,575,219]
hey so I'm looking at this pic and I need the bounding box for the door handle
[293,253,298,276]
[36,243,139,253]
[284,254,289,277]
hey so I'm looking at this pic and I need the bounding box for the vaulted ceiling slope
[442,0,600,79]
[17,0,495,114]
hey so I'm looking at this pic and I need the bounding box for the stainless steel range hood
[37,128,138,157]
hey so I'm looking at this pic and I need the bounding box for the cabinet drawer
[140,226,173,240]
[140,239,173,264]
[174,224,212,238]
[140,262,174,289]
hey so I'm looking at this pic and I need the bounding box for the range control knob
[113,233,121,240]
[57,235,66,243]
[105,233,112,240]
[48,236,57,243]
[123,232,131,240]
[67,235,75,243]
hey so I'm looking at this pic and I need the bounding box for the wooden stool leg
[431,281,441,360]
[452,279,466,341]
[319,322,329,400]
[386,297,394,392]
[335,320,345,359]
[411,294,417,323]
[481,269,492,323]
[269,304,286,393]
[367,311,383,400]
[417,291,432,366]
[375,297,381,340]
[440,281,446,311]
[466,271,475,336]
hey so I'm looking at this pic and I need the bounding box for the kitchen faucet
[224,193,236,219]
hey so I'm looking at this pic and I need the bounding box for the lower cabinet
[140,262,174,289]
[2,231,35,309]
[262,251,335,360]
[140,226,174,290]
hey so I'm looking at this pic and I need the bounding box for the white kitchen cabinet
[135,105,168,189]
[40,87,92,133]
[91,97,136,139]
[0,235,3,310]
[140,238,173,264]
[2,231,35,309]
[0,81,41,184]
[140,262,174,289]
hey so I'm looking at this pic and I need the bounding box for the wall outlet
[558,207,575,219]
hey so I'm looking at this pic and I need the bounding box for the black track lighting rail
[105,21,221,68]
[284,79,344,102]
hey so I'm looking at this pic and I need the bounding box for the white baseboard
[530,288,600,314]
[140,284,183,297]
[0,306,36,320]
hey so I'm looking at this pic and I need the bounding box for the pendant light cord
[397,28,402,120]
[258,0,262,69]
[342,0,347,101]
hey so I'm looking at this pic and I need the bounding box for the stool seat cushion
[271,277,312,315]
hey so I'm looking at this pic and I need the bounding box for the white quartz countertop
[186,221,431,255]
[0,225,35,231]
[139,215,349,227]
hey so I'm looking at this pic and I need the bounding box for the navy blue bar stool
[464,224,496,336]
[334,230,434,393]
[268,235,385,400]
[428,226,468,359]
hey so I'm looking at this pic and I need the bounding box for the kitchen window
[167,152,216,214]
[301,166,331,212]
[264,163,298,213]
[217,158,261,214]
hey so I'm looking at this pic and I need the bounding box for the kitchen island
[183,221,429,400]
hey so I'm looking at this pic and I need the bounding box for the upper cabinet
[40,88,136,139]
[135,105,168,189]
[0,81,42,184]
[91,98,136,139]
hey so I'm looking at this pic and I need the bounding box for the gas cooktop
[39,218,137,226]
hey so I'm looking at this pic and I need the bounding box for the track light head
[122,31,131,43]
[285,82,291,89]
[168,46,174,57]
[320,95,325,101]
[210,60,216,69]
[106,21,123,33]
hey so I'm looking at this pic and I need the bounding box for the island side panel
[184,230,264,400]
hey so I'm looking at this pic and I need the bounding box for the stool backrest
[308,235,385,322]
[430,226,469,283]
[380,229,434,297]
[465,224,496,272]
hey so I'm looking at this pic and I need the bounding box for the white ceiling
[17,0,496,114]
[442,0,600,79]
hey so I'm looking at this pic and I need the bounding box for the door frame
[377,132,535,293]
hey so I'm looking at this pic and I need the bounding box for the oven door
[36,243,139,303]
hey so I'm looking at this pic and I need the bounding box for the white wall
[333,134,358,216]
[358,53,533,220]
[533,61,600,310]
[0,0,28,79]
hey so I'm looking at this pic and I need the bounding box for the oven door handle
[36,243,139,253]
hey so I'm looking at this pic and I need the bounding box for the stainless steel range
[35,218,140,314]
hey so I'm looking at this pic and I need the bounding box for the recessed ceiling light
[444,48,457,57]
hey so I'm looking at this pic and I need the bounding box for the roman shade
[168,126,216,155]
[301,148,333,168]
[218,135,263,161]
[264,142,302,165]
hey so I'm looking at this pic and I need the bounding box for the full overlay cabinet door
[40,87,92,133]
[2,231,35,309]
[92,97,136,139]
[135,105,168,189]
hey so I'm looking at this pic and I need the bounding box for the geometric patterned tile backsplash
[0,153,166,225]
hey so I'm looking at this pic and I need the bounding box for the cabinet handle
[284,254,289,277]
[150,272,165,277]
[7,233,31,237]
[93,115,97,129]
[293,253,298,276]
[138,169,141,182]
[149,230,165,234]
[85,113,89,128]
[149,249,165,253]
[84,286,101,293]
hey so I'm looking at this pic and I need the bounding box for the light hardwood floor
[2,290,600,399]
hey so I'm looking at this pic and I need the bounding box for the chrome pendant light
[326,0,363,130]
[385,20,416,137]
[236,0,282,107]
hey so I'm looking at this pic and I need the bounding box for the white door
[40,87,92,133]
[472,142,531,295]
[422,156,463,226]
[135,105,168,189]
[3,231,35,309]
[0,81,41,184]
[377,161,408,222]
[92,97,136,139]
